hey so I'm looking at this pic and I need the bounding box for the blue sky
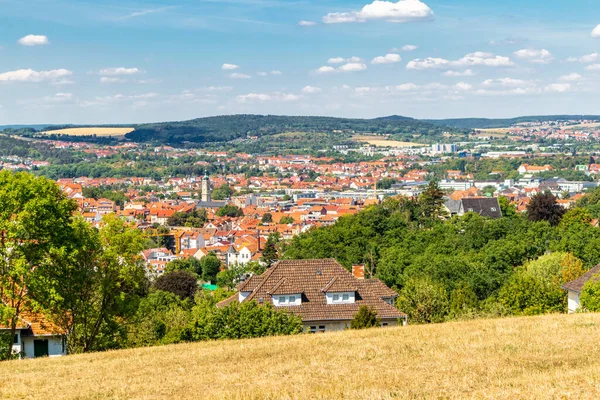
[1,0,600,124]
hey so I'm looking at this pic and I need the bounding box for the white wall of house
[21,335,65,359]
[272,294,302,307]
[303,318,400,333]
[568,291,580,314]
[325,292,355,305]
[12,330,21,354]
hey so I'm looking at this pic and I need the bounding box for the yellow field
[4,313,600,399]
[353,135,426,148]
[41,127,135,137]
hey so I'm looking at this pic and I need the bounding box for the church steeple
[201,173,211,203]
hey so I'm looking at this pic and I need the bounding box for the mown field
[352,135,426,148]
[3,313,600,399]
[40,127,135,137]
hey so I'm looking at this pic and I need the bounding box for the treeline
[426,115,600,129]
[0,134,81,164]
[283,183,600,322]
[128,114,463,144]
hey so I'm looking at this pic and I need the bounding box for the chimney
[352,264,365,280]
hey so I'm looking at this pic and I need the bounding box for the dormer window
[272,294,302,306]
[326,292,355,304]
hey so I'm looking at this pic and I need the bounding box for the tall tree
[527,191,565,226]
[0,171,77,360]
[201,254,221,284]
[47,214,148,353]
[418,180,447,226]
[261,233,280,267]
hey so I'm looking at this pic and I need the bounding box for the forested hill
[425,115,600,129]
[127,114,455,144]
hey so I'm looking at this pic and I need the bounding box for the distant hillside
[128,114,456,144]
[2,313,599,399]
[426,115,600,129]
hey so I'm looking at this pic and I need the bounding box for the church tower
[201,174,211,203]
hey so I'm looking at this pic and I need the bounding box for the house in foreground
[0,308,67,359]
[562,264,600,313]
[218,259,406,332]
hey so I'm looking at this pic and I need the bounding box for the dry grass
[40,127,135,137]
[3,313,600,399]
[353,135,426,148]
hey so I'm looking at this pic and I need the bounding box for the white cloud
[229,72,251,79]
[371,53,402,64]
[222,63,240,70]
[302,85,323,94]
[454,82,472,91]
[0,68,72,83]
[402,44,418,51]
[99,67,140,76]
[406,52,513,70]
[559,73,582,82]
[203,86,233,92]
[237,92,301,103]
[385,83,419,92]
[482,78,534,87]
[453,52,514,67]
[514,48,553,64]
[406,57,449,70]
[257,70,281,77]
[338,62,368,72]
[298,20,316,26]
[567,52,599,63]
[585,64,600,71]
[323,0,434,24]
[328,56,362,64]
[545,83,571,93]
[315,66,337,74]
[315,63,367,73]
[592,24,600,38]
[100,77,125,84]
[443,69,474,77]
[17,34,49,46]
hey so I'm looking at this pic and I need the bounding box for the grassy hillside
[4,313,600,399]
[127,114,458,144]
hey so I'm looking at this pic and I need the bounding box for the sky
[1,0,600,124]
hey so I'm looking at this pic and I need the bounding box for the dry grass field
[40,127,135,137]
[3,313,600,399]
[353,135,426,148]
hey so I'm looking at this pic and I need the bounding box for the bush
[580,277,600,312]
[396,277,449,324]
[154,271,198,300]
[350,306,380,329]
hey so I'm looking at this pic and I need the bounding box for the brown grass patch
[40,127,135,137]
[353,135,426,148]
[3,313,600,399]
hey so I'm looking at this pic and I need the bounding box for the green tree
[189,301,303,340]
[580,276,600,312]
[279,216,295,224]
[49,214,148,353]
[396,277,449,324]
[527,192,565,226]
[261,213,273,224]
[418,180,447,226]
[350,306,381,329]
[154,271,198,300]
[261,233,280,267]
[126,290,192,347]
[216,205,244,218]
[166,257,203,276]
[212,185,234,201]
[498,196,516,218]
[201,254,222,283]
[0,171,77,360]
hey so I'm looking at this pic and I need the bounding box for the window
[13,334,19,344]
[280,296,288,304]
[289,295,296,303]
[491,207,497,212]
[318,326,326,333]
[333,294,339,301]
[309,326,317,333]
[382,322,389,327]
[342,293,349,301]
